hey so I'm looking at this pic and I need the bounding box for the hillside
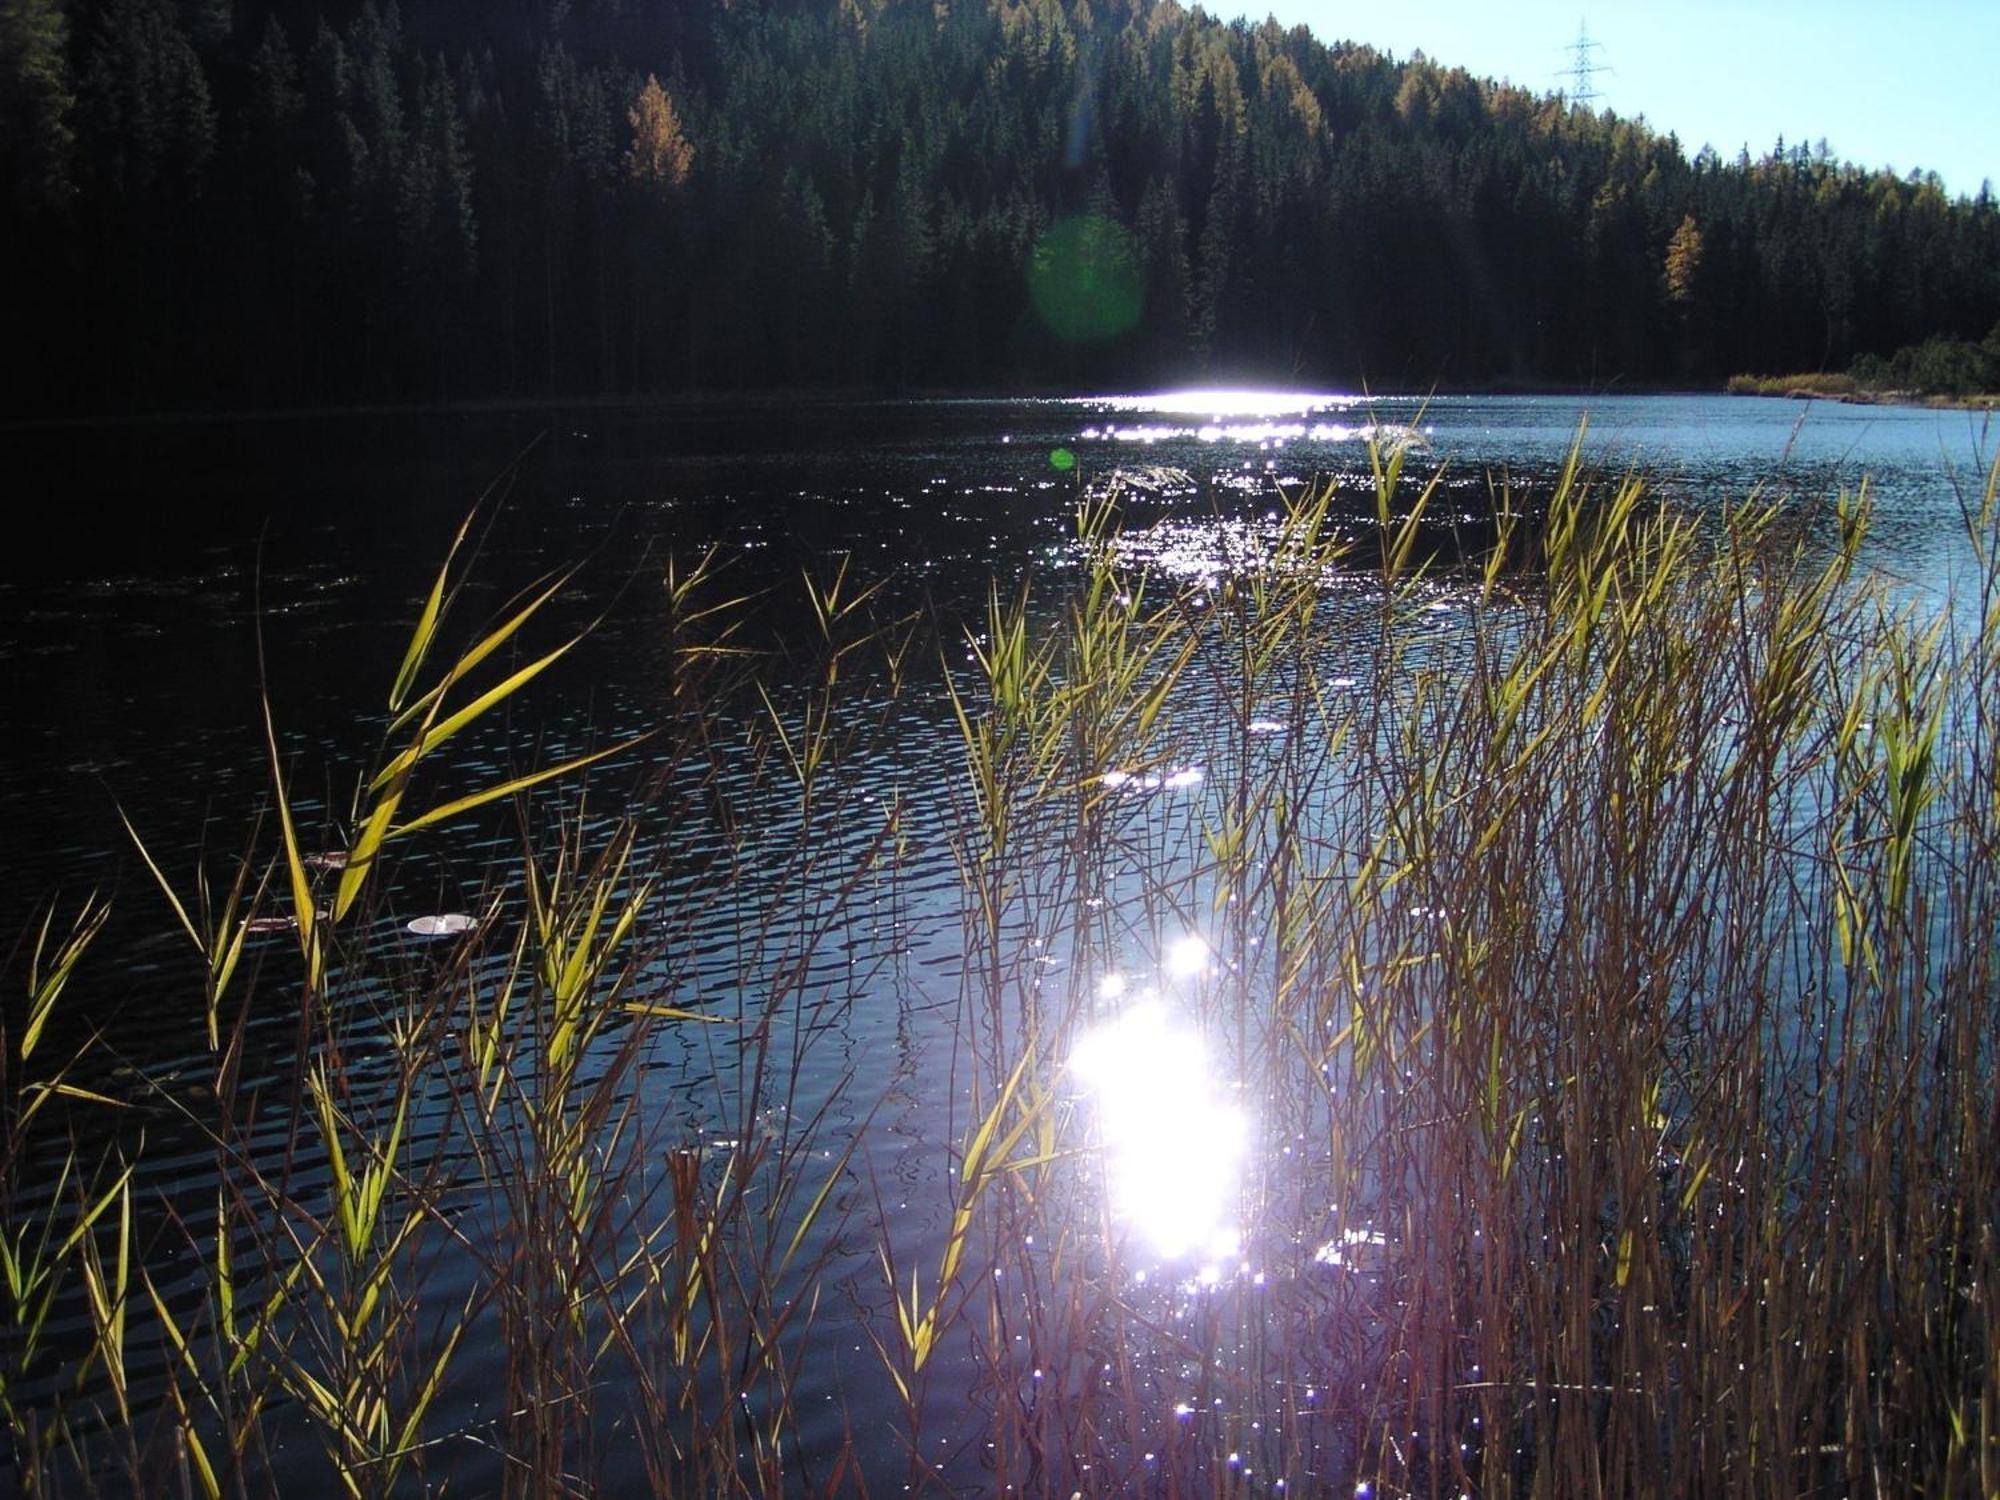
[4,0,1997,411]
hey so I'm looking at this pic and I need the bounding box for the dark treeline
[5,0,2000,414]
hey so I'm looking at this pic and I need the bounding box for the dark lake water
[7,390,1990,895]
[1,390,1993,1490]
[6,392,1991,937]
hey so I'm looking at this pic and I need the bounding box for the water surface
[1,391,1990,1488]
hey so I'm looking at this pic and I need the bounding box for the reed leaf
[384,565,578,739]
[22,894,108,1063]
[388,734,649,839]
[262,698,322,991]
[387,509,474,714]
[370,625,590,794]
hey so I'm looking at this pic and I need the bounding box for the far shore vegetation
[1730,322,2000,404]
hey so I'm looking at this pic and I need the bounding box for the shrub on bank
[1725,370,1861,396]
[1735,319,2000,398]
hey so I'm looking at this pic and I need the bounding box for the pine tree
[0,0,76,216]
[79,0,216,204]
[400,56,477,394]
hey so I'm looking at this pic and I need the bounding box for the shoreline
[0,381,1728,433]
[8,382,1993,434]
[1732,387,2000,412]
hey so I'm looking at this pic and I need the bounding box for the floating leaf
[406,913,478,938]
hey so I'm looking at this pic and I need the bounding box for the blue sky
[1222,1,2000,199]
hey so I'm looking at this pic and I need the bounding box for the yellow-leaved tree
[1664,214,1704,305]
[625,74,692,189]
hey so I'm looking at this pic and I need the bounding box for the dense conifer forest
[4,0,1998,413]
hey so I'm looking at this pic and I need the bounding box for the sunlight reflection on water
[1077,390,1362,418]
[1080,420,1429,446]
[1069,982,1246,1266]
[1066,388,1437,451]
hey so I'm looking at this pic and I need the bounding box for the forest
[4,0,1999,413]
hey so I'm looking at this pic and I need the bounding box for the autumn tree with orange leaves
[625,74,692,189]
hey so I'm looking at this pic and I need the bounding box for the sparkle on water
[1098,765,1206,793]
[1164,934,1210,979]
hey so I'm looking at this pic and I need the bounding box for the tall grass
[4,443,1997,1495]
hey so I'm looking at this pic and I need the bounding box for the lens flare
[1028,215,1144,343]
[1069,1000,1245,1262]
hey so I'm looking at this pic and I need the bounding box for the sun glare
[1165,934,1210,978]
[1069,995,1246,1263]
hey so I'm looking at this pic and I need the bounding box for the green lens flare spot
[1028,214,1143,343]
[1049,447,1076,472]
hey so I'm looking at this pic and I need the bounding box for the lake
[6,390,1989,899]
[1,391,1993,1494]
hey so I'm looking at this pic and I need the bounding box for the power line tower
[1564,19,1607,107]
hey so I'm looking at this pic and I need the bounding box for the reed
[4,441,1997,1496]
